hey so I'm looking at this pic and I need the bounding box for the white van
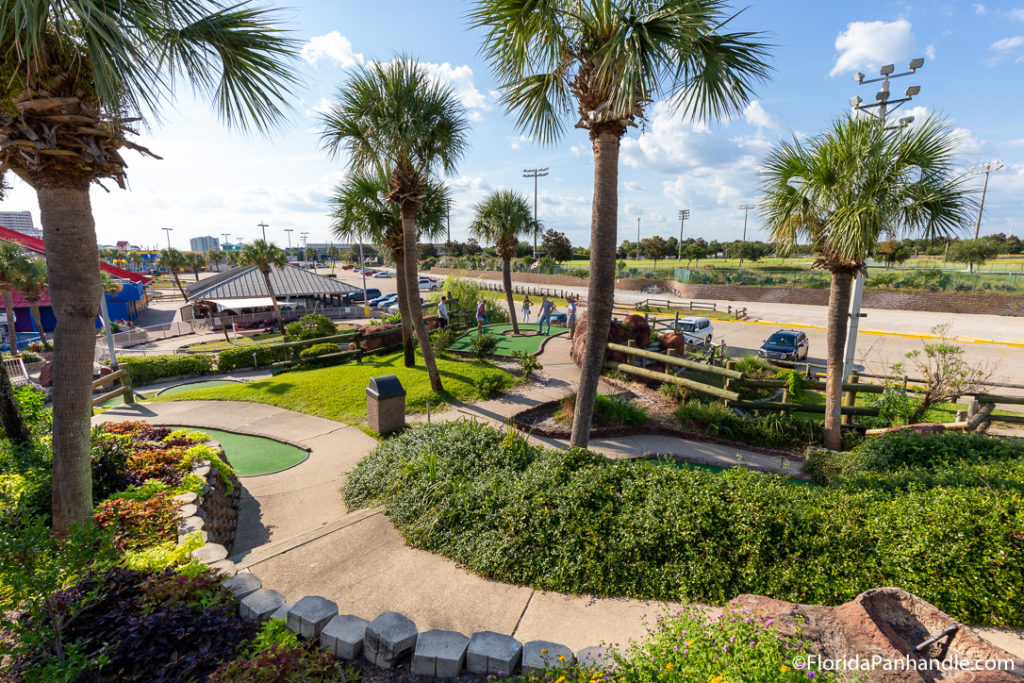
[669,316,713,345]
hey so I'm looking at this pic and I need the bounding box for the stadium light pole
[284,228,293,249]
[677,209,690,261]
[737,203,755,267]
[969,161,1004,239]
[845,58,924,381]
[162,227,173,249]
[523,167,548,257]
[221,233,230,249]
[257,221,268,241]
[636,216,641,262]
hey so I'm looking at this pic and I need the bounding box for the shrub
[209,643,340,683]
[298,342,342,361]
[345,420,1024,627]
[556,392,647,427]
[469,332,499,359]
[511,349,543,378]
[658,381,690,404]
[284,313,336,341]
[432,328,457,354]
[217,345,286,371]
[93,494,180,551]
[19,349,42,363]
[122,354,214,385]
[474,373,507,399]
[674,399,823,449]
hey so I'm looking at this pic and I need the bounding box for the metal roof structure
[185,264,358,301]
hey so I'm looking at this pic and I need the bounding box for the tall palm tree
[185,252,206,281]
[207,249,225,272]
[326,245,341,268]
[330,173,449,366]
[761,115,973,450]
[320,58,470,393]
[0,1,298,533]
[129,251,145,273]
[470,190,539,334]
[0,242,27,356]
[240,240,288,332]
[14,255,51,351]
[471,0,771,448]
[157,248,189,299]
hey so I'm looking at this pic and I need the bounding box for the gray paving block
[177,503,198,519]
[523,640,575,673]
[222,572,262,599]
[576,645,611,669]
[286,596,338,639]
[320,614,369,660]
[466,631,522,675]
[177,516,205,534]
[412,629,469,678]
[192,465,211,479]
[270,601,296,622]
[363,611,417,669]
[207,559,236,577]
[190,543,228,564]
[239,588,286,622]
[173,492,198,505]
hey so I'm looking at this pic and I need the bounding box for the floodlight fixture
[905,85,920,97]
[880,63,895,76]
[875,89,890,102]
[850,96,862,107]
[854,72,865,83]
[899,116,915,126]
[909,57,924,70]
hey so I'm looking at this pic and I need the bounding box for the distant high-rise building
[0,211,42,239]
[189,236,220,252]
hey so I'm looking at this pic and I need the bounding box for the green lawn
[451,324,559,355]
[168,426,307,476]
[153,351,514,423]
[181,332,285,354]
[157,380,244,396]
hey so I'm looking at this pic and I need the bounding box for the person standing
[537,295,554,336]
[521,295,532,323]
[475,298,487,334]
[437,296,449,331]
[567,296,578,339]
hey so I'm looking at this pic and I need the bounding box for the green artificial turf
[156,380,243,396]
[154,350,514,424]
[169,426,307,476]
[450,324,558,355]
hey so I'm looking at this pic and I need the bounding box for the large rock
[570,314,651,366]
[733,588,1024,682]
[38,361,54,387]
[360,324,402,351]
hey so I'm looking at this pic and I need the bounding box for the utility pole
[845,57,925,381]
[221,233,230,249]
[162,227,173,249]
[738,203,755,242]
[522,167,548,258]
[676,209,690,261]
[284,228,293,249]
[969,161,1004,239]
[636,216,641,262]
[257,221,268,241]
[445,198,451,244]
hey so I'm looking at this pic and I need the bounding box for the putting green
[170,426,308,477]
[157,380,243,396]
[450,324,560,355]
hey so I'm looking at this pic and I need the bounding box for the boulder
[38,361,54,387]
[360,325,402,352]
[570,314,651,366]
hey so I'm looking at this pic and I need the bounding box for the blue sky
[3,0,1023,251]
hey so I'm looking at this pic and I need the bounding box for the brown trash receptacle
[366,375,406,434]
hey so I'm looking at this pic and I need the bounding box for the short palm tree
[471,0,771,447]
[320,58,469,393]
[330,172,449,366]
[304,247,318,266]
[0,242,27,355]
[129,251,145,273]
[0,1,298,532]
[760,115,974,450]
[207,249,225,272]
[326,245,341,267]
[240,240,288,332]
[470,190,539,334]
[185,252,206,281]
[157,249,189,299]
[14,255,51,351]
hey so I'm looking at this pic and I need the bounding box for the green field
[451,324,561,355]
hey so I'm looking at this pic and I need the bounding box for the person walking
[437,296,449,331]
[521,295,532,323]
[475,298,487,334]
[567,296,578,339]
[537,295,554,336]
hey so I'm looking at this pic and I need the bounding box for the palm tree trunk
[28,301,51,350]
[571,126,623,448]
[261,271,286,332]
[391,246,415,367]
[824,269,854,451]
[37,182,102,533]
[171,271,187,299]
[0,360,30,448]
[502,256,518,334]
[401,204,442,392]
[2,289,20,355]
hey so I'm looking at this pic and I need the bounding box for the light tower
[522,167,548,257]
[162,227,173,249]
[257,221,268,240]
[969,161,1004,239]
[676,209,690,261]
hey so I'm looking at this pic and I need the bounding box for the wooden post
[666,347,677,375]
[627,339,638,367]
[724,359,737,396]
[674,311,679,329]
[967,399,979,419]
[842,374,859,425]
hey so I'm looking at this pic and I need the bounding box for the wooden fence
[92,369,134,408]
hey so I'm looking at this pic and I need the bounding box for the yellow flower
[780,665,791,673]
[541,648,549,654]
[708,676,726,683]
[665,663,674,671]
[556,677,566,683]
[559,655,566,663]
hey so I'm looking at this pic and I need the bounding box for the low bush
[675,399,823,449]
[556,392,647,427]
[93,494,180,551]
[298,342,342,361]
[284,313,336,341]
[345,420,1024,626]
[122,354,214,385]
[468,332,499,359]
[511,349,542,378]
[474,373,507,399]
[209,643,340,682]
[217,345,286,371]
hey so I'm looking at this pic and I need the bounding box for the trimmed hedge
[298,343,343,361]
[122,355,214,386]
[216,346,286,371]
[345,421,1024,627]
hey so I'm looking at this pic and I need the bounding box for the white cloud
[1007,138,1024,146]
[1010,8,1024,21]
[417,62,491,111]
[951,127,986,154]
[924,44,936,60]
[830,19,917,77]
[510,134,533,150]
[973,3,987,14]
[301,31,364,68]
[743,101,787,133]
[991,36,1024,50]
[623,181,647,192]
[308,97,335,117]
[570,145,584,157]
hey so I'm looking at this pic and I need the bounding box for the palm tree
[207,249,225,272]
[761,115,973,450]
[0,242,27,356]
[185,252,206,281]
[330,172,449,366]
[157,249,189,299]
[326,245,341,268]
[470,190,539,334]
[129,251,145,273]
[14,255,51,351]
[0,1,298,533]
[239,240,288,332]
[320,59,469,393]
[471,0,771,448]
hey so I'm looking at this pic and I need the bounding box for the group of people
[470,294,579,337]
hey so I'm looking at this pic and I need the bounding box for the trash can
[366,375,406,434]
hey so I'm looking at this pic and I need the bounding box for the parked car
[757,329,809,362]
[372,270,391,278]
[417,277,439,291]
[369,293,398,307]
[386,297,423,314]
[341,264,354,270]
[668,316,714,345]
[342,288,382,304]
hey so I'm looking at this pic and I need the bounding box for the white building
[190,235,220,252]
[0,211,43,239]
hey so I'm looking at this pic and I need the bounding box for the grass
[631,305,737,321]
[153,351,514,424]
[167,426,307,476]
[156,380,242,396]
[181,332,286,354]
[450,324,556,355]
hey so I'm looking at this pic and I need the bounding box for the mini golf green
[170,426,308,477]
[450,324,560,355]
[157,380,244,396]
